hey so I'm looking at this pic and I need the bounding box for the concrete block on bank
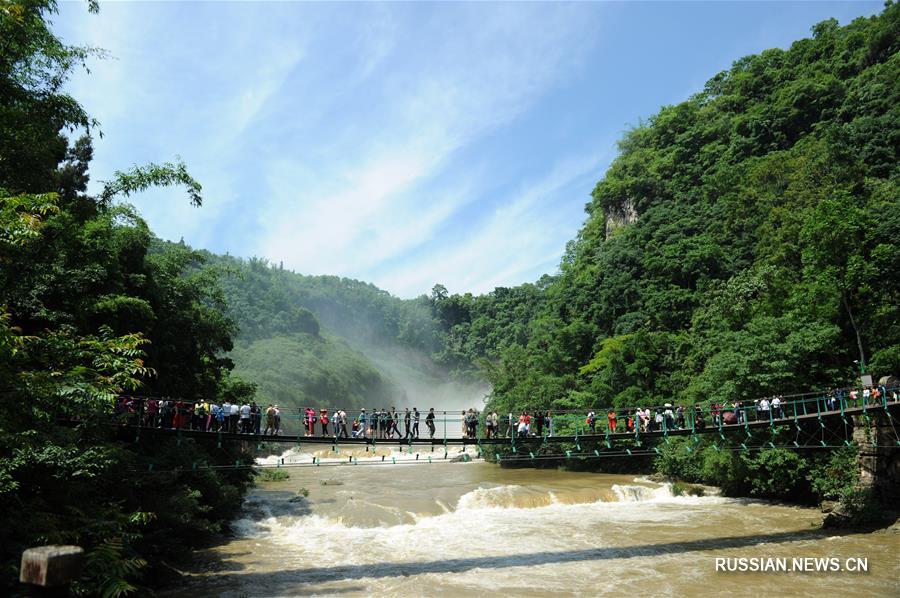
[20,545,84,587]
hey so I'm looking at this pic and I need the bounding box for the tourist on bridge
[250,402,258,434]
[206,401,217,432]
[426,408,436,438]
[390,407,400,438]
[412,407,421,438]
[534,408,543,437]
[385,408,395,438]
[626,412,634,433]
[229,401,240,433]
[320,408,329,436]
[694,405,705,430]
[145,397,159,428]
[757,397,770,421]
[358,409,368,438]
[722,407,737,425]
[675,405,685,428]
[465,409,478,438]
[772,395,782,418]
[607,409,617,433]
[369,408,377,437]
[213,403,225,431]
[331,409,339,437]
[264,405,276,435]
[193,400,206,430]
[834,388,847,407]
[239,401,252,433]
[517,411,531,437]
[404,408,412,438]
[305,407,316,436]
[273,405,281,435]
[376,408,385,438]
[339,409,349,438]
[485,411,494,438]
[663,404,674,430]
[174,400,188,430]
[543,411,551,436]
[161,399,175,429]
[586,410,596,434]
[340,409,349,438]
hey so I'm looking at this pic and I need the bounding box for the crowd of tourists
[115,397,285,435]
[503,383,897,438]
[114,383,896,439]
[297,406,445,440]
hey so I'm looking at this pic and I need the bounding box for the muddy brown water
[168,446,900,597]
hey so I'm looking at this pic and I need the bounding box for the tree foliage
[430,4,900,416]
[0,2,252,594]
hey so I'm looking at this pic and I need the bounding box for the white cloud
[56,3,607,296]
[375,153,607,296]
[256,4,603,294]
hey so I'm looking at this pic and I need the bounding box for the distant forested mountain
[173,250,488,412]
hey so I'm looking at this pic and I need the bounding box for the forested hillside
[431,5,900,416]
[186,251,488,413]
[1,2,254,594]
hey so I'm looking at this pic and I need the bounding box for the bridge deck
[115,400,899,446]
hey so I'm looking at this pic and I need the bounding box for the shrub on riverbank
[257,468,291,482]
[654,437,861,504]
[654,437,900,529]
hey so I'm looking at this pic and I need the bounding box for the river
[170,446,899,597]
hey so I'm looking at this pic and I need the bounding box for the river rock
[820,500,838,513]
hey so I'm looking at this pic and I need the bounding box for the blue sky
[56,1,883,298]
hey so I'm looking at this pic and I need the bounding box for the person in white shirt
[758,398,770,421]
[230,402,240,433]
[239,402,251,433]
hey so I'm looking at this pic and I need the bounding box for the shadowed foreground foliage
[1,2,254,595]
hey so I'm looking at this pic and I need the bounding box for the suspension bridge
[95,389,900,479]
[110,395,900,446]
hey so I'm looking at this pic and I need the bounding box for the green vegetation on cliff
[432,5,899,416]
[191,252,486,414]
[433,5,899,512]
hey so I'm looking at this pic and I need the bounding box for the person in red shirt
[319,408,329,435]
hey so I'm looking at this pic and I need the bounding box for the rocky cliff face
[604,198,638,240]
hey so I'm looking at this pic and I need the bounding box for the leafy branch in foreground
[100,159,203,207]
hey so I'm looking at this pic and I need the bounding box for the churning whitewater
[170,450,899,597]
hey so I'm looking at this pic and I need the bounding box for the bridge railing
[108,385,899,443]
